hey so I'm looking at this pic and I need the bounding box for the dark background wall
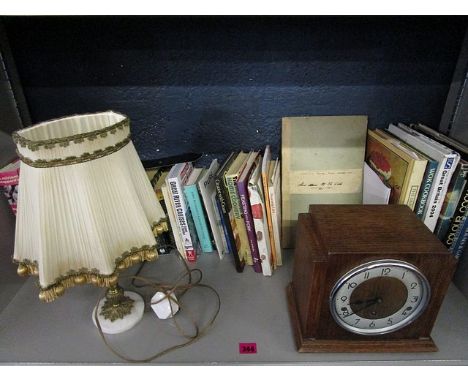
[2,16,467,161]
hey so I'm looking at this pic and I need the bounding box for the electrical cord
[93,249,221,363]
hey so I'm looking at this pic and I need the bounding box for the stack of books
[147,147,282,276]
[364,123,467,259]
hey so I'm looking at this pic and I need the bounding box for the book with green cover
[184,168,213,253]
[281,116,368,248]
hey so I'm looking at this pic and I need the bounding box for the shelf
[1,251,468,365]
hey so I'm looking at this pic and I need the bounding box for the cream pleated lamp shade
[12,111,165,302]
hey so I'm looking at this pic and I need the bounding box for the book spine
[261,171,277,269]
[450,215,468,259]
[213,196,230,256]
[442,181,468,248]
[435,163,468,240]
[161,183,185,256]
[415,159,437,220]
[215,177,245,272]
[248,181,272,276]
[237,178,262,273]
[399,160,426,211]
[184,185,213,253]
[268,171,282,266]
[167,176,196,262]
[423,155,459,232]
[225,175,253,265]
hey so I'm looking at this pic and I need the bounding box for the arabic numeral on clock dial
[381,268,391,276]
[347,282,357,289]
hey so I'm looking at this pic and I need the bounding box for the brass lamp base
[100,284,135,322]
[92,285,145,334]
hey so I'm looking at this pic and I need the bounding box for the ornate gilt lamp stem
[101,284,135,322]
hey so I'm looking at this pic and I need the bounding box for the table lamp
[12,111,168,334]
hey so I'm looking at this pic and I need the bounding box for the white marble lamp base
[92,291,145,334]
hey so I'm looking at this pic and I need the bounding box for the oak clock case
[287,205,458,353]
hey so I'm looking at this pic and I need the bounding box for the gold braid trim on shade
[15,244,159,303]
[12,116,129,151]
[17,136,131,168]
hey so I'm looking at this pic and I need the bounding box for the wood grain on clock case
[287,204,458,352]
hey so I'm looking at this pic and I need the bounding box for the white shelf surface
[1,251,468,365]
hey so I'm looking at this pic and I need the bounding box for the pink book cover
[0,159,20,215]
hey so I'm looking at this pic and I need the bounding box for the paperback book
[268,158,282,266]
[198,159,229,259]
[261,146,279,268]
[215,152,245,272]
[237,151,262,273]
[166,162,197,261]
[248,156,273,276]
[225,152,253,265]
[386,123,460,232]
[184,168,213,253]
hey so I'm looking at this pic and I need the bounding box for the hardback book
[184,168,213,253]
[386,123,461,232]
[237,151,262,273]
[248,156,273,276]
[366,129,427,210]
[261,146,278,268]
[0,158,20,215]
[214,152,245,272]
[161,175,185,256]
[197,159,228,259]
[281,115,368,248]
[166,162,197,262]
[268,158,282,266]
[435,159,468,241]
[225,152,253,265]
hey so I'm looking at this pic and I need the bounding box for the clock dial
[330,260,431,335]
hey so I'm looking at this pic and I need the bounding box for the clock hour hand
[342,297,382,318]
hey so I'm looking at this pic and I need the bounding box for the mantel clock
[287,205,457,352]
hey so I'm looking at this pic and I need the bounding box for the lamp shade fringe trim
[12,114,129,152]
[14,245,159,303]
[18,135,131,168]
